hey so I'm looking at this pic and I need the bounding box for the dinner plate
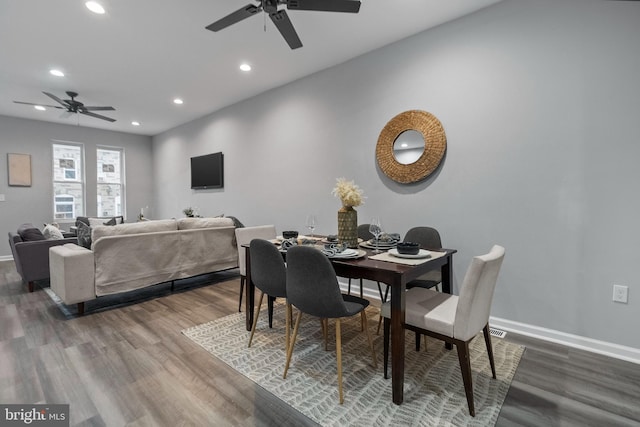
[359,241,397,249]
[388,248,431,259]
[330,249,366,259]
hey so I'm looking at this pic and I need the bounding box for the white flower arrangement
[332,178,365,207]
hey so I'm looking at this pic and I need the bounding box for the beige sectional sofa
[49,217,238,314]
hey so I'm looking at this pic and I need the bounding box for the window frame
[96,146,125,218]
[52,141,85,223]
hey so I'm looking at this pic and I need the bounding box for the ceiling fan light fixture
[173,98,184,105]
[34,105,46,111]
[239,63,252,72]
[49,69,64,77]
[85,1,105,15]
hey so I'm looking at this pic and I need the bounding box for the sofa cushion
[43,224,65,240]
[17,223,46,241]
[177,217,234,230]
[77,222,92,249]
[91,219,178,242]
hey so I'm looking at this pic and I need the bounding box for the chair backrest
[357,224,374,240]
[453,245,506,341]
[249,238,287,298]
[286,246,352,318]
[235,225,277,276]
[403,226,442,249]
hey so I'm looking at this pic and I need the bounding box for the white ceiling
[0,0,501,136]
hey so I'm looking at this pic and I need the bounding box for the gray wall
[152,0,640,349]
[0,115,154,256]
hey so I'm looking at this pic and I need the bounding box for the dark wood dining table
[243,242,457,405]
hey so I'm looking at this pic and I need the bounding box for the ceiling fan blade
[42,91,68,106]
[80,111,116,122]
[206,4,261,32]
[82,106,115,111]
[270,10,302,49]
[13,101,64,109]
[286,0,360,13]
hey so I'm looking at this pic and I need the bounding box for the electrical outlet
[613,285,628,303]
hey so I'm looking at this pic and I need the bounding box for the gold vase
[337,206,358,248]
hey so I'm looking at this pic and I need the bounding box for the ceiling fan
[13,91,116,122]
[206,0,361,50]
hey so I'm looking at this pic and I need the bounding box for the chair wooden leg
[248,292,264,347]
[483,324,497,379]
[336,318,344,404]
[361,310,377,369]
[284,311,303,379]
[285,303,291,353]
[456,340,475,417]
[238,276,245,312]
[383,317,390,379]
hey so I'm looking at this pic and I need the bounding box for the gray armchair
[8,232,77,292]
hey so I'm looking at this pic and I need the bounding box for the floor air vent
[489,327,506,338]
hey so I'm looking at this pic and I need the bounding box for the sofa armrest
[49,243,96,305]
[11,237,78,282]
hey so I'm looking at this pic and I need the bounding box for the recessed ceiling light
[34,105,46,111]
[131,121,140,126]
[173,98,184,105]
[239,63,251,72]
[85,1,105,14]
[401,143,408,148]
[49,69,64,77]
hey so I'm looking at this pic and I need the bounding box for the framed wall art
[7,153,32,187]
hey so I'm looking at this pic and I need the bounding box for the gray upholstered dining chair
[235,225,277,312]
[283,245,377,404]
[381,245,506,417]
[403,226,443,291]
[247,238,291,351]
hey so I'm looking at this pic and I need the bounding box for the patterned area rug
[182,304,523,426]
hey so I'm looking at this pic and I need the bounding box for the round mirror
[375,110,447,184]
[393,130,425,164]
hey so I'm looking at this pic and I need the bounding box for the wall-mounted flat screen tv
[191,152,224,189]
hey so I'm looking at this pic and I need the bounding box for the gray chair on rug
[381,245,506,417]
[284,245,377,404]
[248,238,291,351]
[235,225,277,312]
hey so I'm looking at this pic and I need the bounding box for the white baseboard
[337,280,640,365]
[490,317,640,365]
[0,255,14,262]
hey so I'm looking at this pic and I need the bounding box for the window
[54,195,75,219]
[53,143,84,220]
[97,147,124,217]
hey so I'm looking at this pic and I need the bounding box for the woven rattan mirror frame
[375,110,446,184]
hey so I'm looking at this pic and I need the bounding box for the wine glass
[305,214,317,237]
[369,218,383,253]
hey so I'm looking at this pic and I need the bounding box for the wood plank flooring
[1,260,639,426]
